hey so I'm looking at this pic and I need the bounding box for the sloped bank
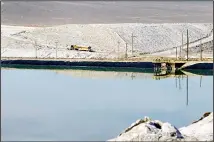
[108,112,213,141]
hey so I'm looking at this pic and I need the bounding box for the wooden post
[187,29,189,61]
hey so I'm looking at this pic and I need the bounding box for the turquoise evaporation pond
[1,68,213,141]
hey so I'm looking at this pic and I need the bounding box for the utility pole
[55,41,58,59]
[200,37,203,61]
[117,41,120,59]
[117,33,128,59]
[180,32,183,59]
[131,33,137,56]
[46,35,48,48]
[186,29,189,61]
[125,42,128,58]
[34,40,37,58]
[176,46,178,60]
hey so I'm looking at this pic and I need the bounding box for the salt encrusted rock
[108,112,213,141]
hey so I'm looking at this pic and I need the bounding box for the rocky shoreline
[108,112,213,141]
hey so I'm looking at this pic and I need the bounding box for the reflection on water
[1,67,213,141]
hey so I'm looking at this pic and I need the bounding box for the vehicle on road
[67,45,92,52]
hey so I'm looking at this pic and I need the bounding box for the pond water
[1,68,213,141]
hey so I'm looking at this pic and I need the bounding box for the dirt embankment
[1,23,213,59]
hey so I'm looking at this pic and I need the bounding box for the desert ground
[1,1,213,60]
[1,1,213,25]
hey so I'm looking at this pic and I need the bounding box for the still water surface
[1,68,213,141]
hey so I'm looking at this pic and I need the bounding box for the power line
[186,29,189,61]
[200,36,203,61]
[180,32,183,58]
[116,33,128,60]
